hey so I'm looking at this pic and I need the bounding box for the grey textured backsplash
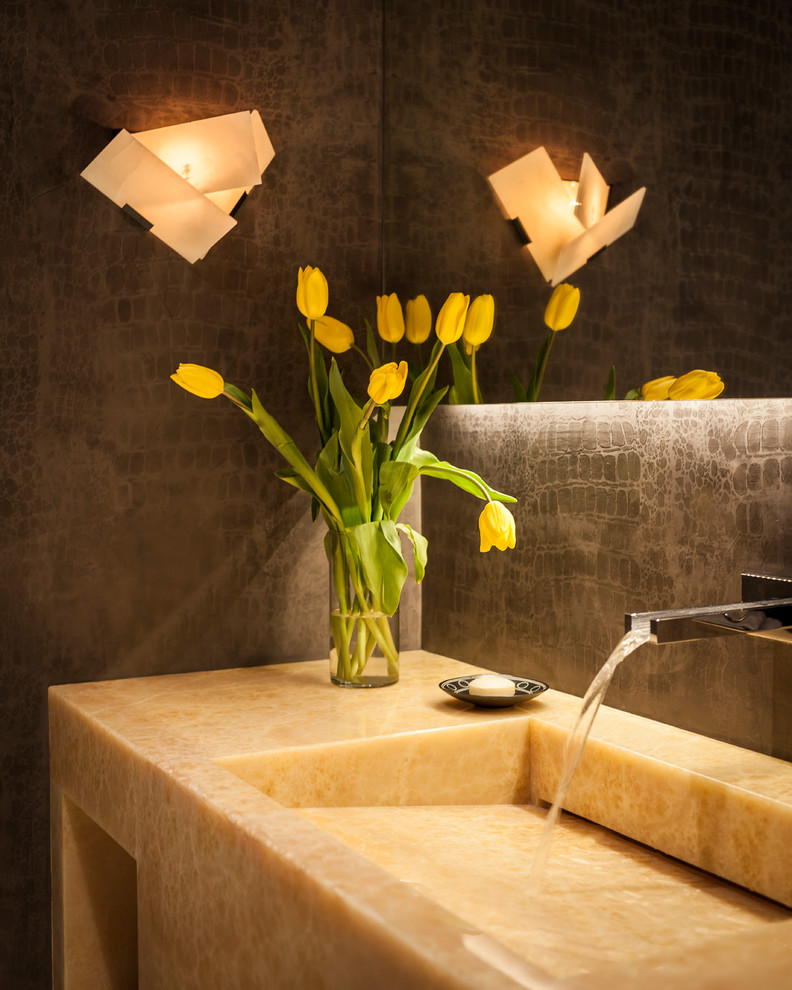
[420,400,792,760]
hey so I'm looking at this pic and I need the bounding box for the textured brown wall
[421,401,792,760]
[1,1,383,986]
[2,0,792,987]
[383,0,792,402]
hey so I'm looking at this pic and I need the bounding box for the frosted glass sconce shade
[80,110,275,263]
[488,147,646,285]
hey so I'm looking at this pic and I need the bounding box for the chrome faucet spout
[625,573,792,646]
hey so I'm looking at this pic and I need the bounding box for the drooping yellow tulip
[296,266,329,321]
[435,292,470,344]
[314,315,354,354]
[376,293,405,343]
[543,283,580,332]
[641,375,677,401]
[405,294,432,344]
[463,294,495,348]
[478,501,517,553]
[367,361,409,405]
[668,370,724,400]
[170,363,225,399]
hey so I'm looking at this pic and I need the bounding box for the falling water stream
[528,625,652,886]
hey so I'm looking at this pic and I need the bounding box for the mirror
[381,0,792,401]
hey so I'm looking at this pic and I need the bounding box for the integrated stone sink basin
[217,709,792,985]
[50,651,792,989]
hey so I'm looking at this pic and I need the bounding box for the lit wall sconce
[488,146,646,285]
[80,110,275,263]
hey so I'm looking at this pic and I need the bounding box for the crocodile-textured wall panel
[383,0,792,402]
[421,401,792,759]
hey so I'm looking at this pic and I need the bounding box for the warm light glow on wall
[80,110,275,263]
[488,147,646,285]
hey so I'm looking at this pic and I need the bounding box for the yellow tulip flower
[463,294,495,348]
[641,375,677,401]
[405,294,432,344]
[668,370,724,400]
[296,266,329,321]
[170,363,225,399]
[543,283,580,331]
[314,315,354,354]
[376,292,405,343]
[478,501,517,553]
[367,361,409,405]
[435,292,470,344]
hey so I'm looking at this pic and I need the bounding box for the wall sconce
[80,110,275,263]
[488,146,645,285]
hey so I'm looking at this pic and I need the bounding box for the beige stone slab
[48,652,792,989]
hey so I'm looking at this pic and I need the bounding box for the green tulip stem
[329,530,399,681]
[357,399,377,431]
[363,615,399,675]
[470,347,482,404]
[528,331,556,402]
[352,344,374,370]
[376,405,389,445]
[329,536,351,615]
[393,341,446,454]
[333,529,373,616]
[308,320,326,438]
[330,611,353,682]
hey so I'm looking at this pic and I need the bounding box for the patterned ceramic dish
[439,674,549,708]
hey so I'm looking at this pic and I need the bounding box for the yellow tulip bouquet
[171,267,517,687]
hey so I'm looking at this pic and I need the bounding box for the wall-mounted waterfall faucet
[625,573,792,646]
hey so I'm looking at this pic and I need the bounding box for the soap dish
[439,675,548,708]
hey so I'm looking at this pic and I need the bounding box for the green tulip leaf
[392,340,445,454]
[248,388,344,526]
[406,340,443,407]
[347,520,408,616]
[275,468,314,496]
[222,383,253,411]
[328,361,374,519]
[396,523,428,583]
[399,386,448,451]
[315,433,364,527]
[447,343,476,405]
[328,361,364,451]
[379,460,420,520]
[412,449,516,503]
[301,325,332,443]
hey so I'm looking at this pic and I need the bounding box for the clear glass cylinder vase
[328,534,399,688]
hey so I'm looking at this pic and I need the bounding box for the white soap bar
[468,674,516,697]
